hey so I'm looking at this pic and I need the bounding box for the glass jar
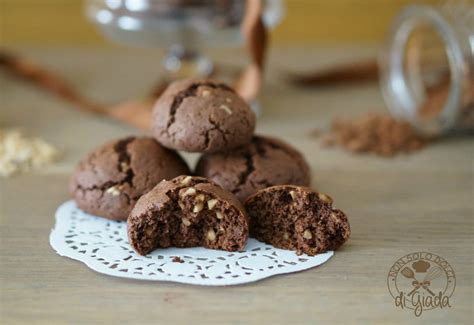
[379,2,474,136]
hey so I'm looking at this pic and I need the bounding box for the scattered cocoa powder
[316,112,431,157]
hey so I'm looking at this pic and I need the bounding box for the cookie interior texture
[195,135,311,202]
[70,136,190,221]
[244,185,350,256]
[152,78,256,153]
[128,176,249,255]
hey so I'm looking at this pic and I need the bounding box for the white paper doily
[50,201,334,286]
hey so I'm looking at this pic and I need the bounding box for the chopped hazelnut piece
[207,199,218,210]
[318,193,333,204]
[193,202,204,213]
[181,176,192,185]
[216,211,224,220]
[195,194,205,202]
[106,186,120,196]
[120,162,129,170]
[289,190,296,200]
[182,187,196,196]
[303,229,313,239]
[207,229,216,241]
[182,218,191,226]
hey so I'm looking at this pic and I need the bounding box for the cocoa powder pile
[317,112,430,157]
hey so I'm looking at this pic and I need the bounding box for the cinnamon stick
[234,0,267,101]
[0,1,268,130]
[289,59,378,86]
[0,49,107,115]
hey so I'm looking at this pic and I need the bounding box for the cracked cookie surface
[70,136,190,221]
[244,185,350,256]
[128,175,249,255]
[195,135,311,202]
[152,78,256,153]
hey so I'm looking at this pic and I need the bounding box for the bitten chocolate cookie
[128,175,249,255]
[70,137,190,221]
[195,135,311,202]
[244,185,350,256]
[152,79,256,153]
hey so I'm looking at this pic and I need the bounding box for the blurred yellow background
[1,0,441,45]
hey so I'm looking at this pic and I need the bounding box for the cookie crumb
[0,129,60,177]
[314,112,431,157]
[172,256,184,263]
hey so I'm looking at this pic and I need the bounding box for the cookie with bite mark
[128,176,249,255]
[244,185,350,256]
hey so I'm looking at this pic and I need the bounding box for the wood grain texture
[0,46,473,324]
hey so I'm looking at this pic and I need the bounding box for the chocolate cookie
[152,79,256,153]
[128,175,249,255]
[70,136,190,221]
[195,135,311,202]
[244,185,350,256]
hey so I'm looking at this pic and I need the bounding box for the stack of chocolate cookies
[70,79,350,256]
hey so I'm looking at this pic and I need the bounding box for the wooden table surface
[1,46,472,324]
